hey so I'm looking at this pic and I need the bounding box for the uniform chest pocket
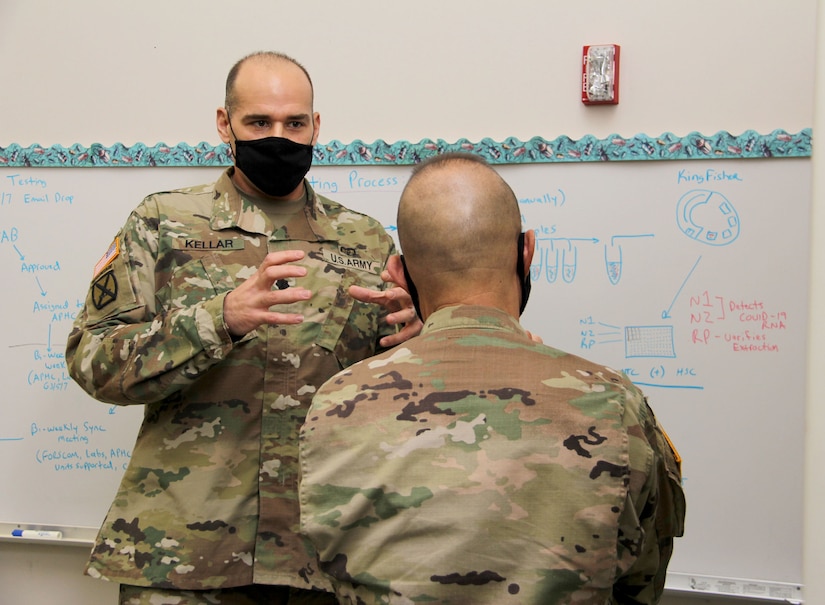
[158,253,237,311]
[309,263,384,369]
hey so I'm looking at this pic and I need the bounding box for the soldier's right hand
[223,250,312,337]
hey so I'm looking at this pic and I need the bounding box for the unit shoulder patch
[91,270,118,310]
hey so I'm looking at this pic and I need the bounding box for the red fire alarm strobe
[582,44,620,105]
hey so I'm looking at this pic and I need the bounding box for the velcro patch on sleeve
[661,426,682,472]
[91,270,119,310]
[93,238,120,277]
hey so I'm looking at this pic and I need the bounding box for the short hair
[397,151,522,284]
[409,151,490,178]
[401,152,519,228]
[224,51,314,111]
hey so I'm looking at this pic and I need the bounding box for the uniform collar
[422,305,528,338]
[209,167,335,241]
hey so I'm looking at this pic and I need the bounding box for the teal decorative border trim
[0,129,810,167]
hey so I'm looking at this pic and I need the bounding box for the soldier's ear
[386,255,408,291]
[523,229,536,269]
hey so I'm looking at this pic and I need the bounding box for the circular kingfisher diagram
[676,189,741,246]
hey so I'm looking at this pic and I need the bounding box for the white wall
[805,2,825,605]
[0,0,815,146]
[0,1,818,603]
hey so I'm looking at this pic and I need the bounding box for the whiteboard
[0,159,809,595]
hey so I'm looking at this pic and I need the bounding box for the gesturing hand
[349,270,423,348]
[223,250,312,338]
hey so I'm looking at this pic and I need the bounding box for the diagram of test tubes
[676,189,740,246]
[604,234,655,285]
[533,237,598,284]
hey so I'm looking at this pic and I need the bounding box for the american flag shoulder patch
[93,238,120,277]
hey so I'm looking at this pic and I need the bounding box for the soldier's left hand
[349,270,423,348]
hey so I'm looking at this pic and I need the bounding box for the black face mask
[400,255,422,320]
[228,117,314,197]
[401,232,532,320]
[516,231,532,314]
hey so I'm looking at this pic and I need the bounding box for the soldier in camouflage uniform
[66,52,419,605]
[299,153,686,604]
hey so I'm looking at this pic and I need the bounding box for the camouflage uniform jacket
[300,305,686,605]
[65,168,395,591]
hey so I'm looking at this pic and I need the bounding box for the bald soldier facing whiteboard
[299,152,686,605]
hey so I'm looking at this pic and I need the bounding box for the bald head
[225,51,314,112]
[396,153,529,316]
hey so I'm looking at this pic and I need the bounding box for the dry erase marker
[11,529,63,539]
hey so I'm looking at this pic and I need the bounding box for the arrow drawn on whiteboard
[536,237,600,245]
[662,256,702,319]
[35,276,46,296]
[12,244,24,260]
[596,321,622,345]
[610,233,654,245]
[47,323,52,352]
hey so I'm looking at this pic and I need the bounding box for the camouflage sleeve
[613,392,687,604]
[65,198,235,405]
